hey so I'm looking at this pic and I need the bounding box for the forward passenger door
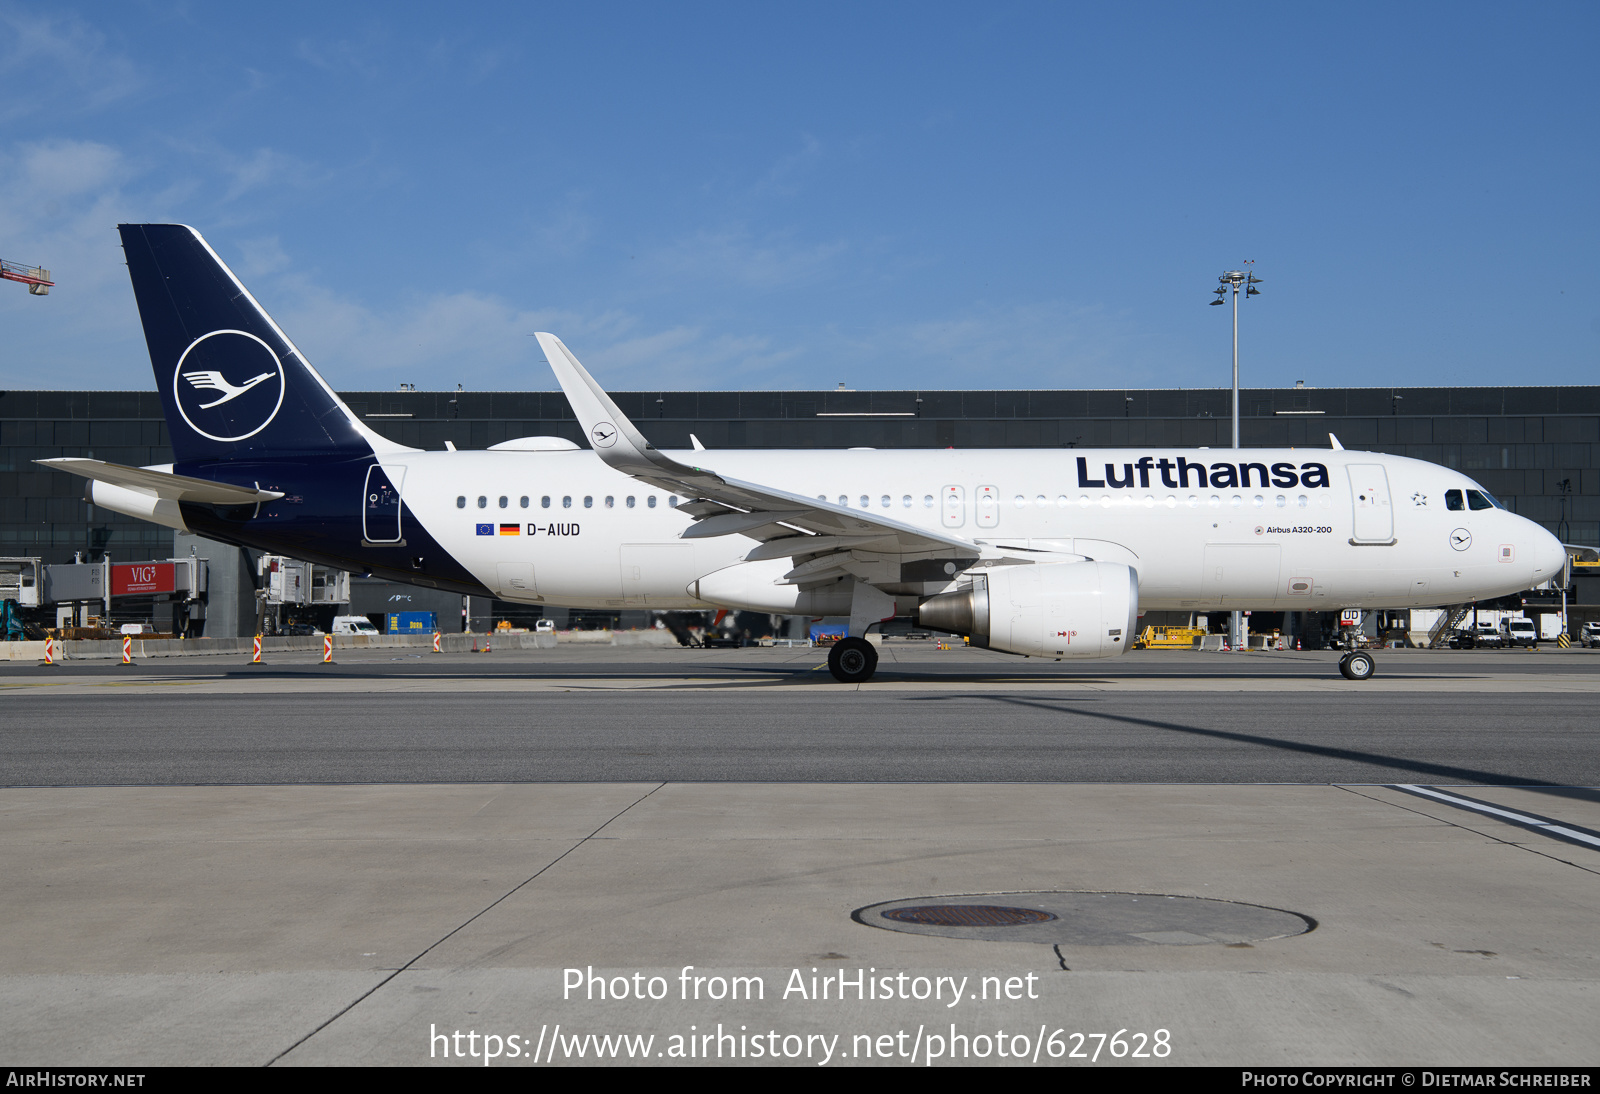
[1348,465,1395,545]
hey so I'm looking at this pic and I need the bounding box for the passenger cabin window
[626,496,636,508]
[520,496,529,508]
[477,496,487,509]
[669,496,679,507]
[1446,490,1464,510]
[562,496,572,508]
[498,496,508,509]
[605,496,614,508]
[584,496,593,508]
[648,496,657,508]
[541,496,551,508]
[456,496,466,509]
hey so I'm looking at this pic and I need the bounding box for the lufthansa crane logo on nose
[1450,528,1473,551]
[172,330,286,443]
[591,422,618,449]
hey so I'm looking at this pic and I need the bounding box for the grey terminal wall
[3,384,1597,635]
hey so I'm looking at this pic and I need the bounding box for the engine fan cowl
[914,561,1139,659]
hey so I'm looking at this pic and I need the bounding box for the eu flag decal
[499,524,520,535]
[476,524,493,535]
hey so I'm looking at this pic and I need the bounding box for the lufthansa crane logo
[1450,528,1473,551]
[591,421,618,449]
[172,330,286,443]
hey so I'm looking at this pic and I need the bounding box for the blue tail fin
[117,224,398,465]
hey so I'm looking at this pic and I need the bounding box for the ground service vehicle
[1500,617,1538,648]
[1449,623,1503,649]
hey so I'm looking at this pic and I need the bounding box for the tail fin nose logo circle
[173,330,286,442]
[591,422,618,448]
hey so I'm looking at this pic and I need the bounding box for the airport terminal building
[3,382,1597,637]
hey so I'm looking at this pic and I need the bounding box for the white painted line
[1394,784,1600,848]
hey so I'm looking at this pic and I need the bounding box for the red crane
[1,259,53,295]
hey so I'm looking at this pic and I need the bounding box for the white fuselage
[392,447,1566,613]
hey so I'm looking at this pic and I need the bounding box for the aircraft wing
[537,333,979,580]
[36,458,285,505]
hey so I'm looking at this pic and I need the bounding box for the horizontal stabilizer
[36,458,285,504]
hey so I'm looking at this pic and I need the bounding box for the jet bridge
[0,557,42,608]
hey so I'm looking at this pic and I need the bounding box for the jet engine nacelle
[915,561,1138,658]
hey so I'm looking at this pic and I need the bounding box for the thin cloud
[218,146,320,202]
[751,133,823,198]
[7,138,123,198]
[0,7,142,119]
[818,300,1168,390]
[641,227,850,290]
[293,29,388,80]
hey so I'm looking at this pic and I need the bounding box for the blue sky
[1,2,1596,394]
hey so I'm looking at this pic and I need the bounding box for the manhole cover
[881,905,1058,927]
[856,892,1314,946]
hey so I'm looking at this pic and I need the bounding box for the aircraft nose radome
[1532,525,1566,579]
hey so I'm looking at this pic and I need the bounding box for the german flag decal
[499,523,520,535]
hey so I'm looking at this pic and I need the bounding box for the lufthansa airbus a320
[41,225,1567,682]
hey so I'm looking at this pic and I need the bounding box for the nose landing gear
[1339,650,1376,680]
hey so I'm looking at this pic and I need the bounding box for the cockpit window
[1466,489,1499,511]
[1445,490,1464,511]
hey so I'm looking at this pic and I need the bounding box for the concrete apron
[0,782,1595,1066]
[0,630,696,660]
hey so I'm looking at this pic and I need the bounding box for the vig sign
[112,563,175,597]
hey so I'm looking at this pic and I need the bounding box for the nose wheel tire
[828,636,879,683]
[1339,651,1376,681]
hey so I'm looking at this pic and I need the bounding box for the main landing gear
[1338,650,1376,681]
[828,636,879,683]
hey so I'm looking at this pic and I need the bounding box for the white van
[331,615,380,636]
[1499,617,1538,648]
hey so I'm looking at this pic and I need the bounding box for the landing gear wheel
[1339,651,1376,681]
[828,636,879,683]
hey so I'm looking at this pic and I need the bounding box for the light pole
[1557,478,1572,642]
[1209,263,1262,649]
